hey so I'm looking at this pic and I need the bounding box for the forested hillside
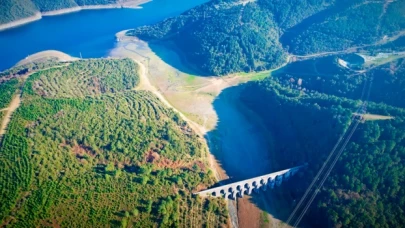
[0,79,19,122]
[277,56,405,109]
[283,0,405,54]
[128,0,405,75]
[32,0,78,11]
[239,57,405,227]
[0,0,136,24]
[127,0,322,75]
[128,0,288,75]
[0,59,228,227]
[0,0,38,24]
[31,59,140,98]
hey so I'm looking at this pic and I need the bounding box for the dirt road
[0,60,73,142]
[0,92,21,138]
[133,58,208,136]
[292,29,405,61]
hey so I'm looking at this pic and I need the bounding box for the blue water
[0,0,208,71]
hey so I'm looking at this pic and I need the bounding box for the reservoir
[0,0,274,188]
[0,1,277,225]
[0,0,272,181]
[0,0,208,71]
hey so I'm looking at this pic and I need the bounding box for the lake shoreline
[0,0,151,32]
[15,50,78,67]
[0,12,42,32]
[110,32,283,227]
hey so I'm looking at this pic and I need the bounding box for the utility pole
[80,52,82,59]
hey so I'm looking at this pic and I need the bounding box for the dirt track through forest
[0,56,73,143]
[132,58,208,136]
[0,92,21,138]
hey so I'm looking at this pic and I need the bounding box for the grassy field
[360,52,405,68]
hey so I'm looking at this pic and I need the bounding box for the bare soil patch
[362,113,395,121]
[144,150,208,172]
[237,197,262,228]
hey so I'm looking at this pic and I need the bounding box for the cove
[0,0,208,71]
[207,85,274,180]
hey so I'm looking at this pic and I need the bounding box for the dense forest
[365,36,405,53]
[283,0,405,54]
[0,0,38,24]
[128,0,289,75]
[31,59,140,98]
[128,0,405,75]
[0,79,19,122]
[0,57,67,80]
[276,56,405,109]
[0,60,228,227]
[0,0,136,24]
[32,0,78,11]
[238,57,405,227]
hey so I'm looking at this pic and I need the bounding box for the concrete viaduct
[196,165,306,199]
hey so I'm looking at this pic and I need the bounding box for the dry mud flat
[111,32,267,132]
[110,32,287,227]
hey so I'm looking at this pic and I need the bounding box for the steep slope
[0,0,142,26]
[32,0,78,11]
[277,56,405,109]
[257,0,334,30]
[0,79,19,125]
[0,0,38,24]
[283,0,405,54]
[127,0,405,75]
[126,0,337,75]
[75,0,119,5]
[128,0,290,75]
[237,56,405,227]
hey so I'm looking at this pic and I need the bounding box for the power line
[285,73,373,227]
[293,119,361,227]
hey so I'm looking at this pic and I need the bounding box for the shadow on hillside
[279,4,346,48]
[148,41,211,76]
[145,37,314,225]
[204,83,313,226]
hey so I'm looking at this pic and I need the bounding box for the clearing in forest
[362,113,395,121]
[354,113,395,121]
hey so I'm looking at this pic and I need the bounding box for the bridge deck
[195,164,306,199]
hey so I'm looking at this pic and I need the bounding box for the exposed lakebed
[2,2,283,225]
